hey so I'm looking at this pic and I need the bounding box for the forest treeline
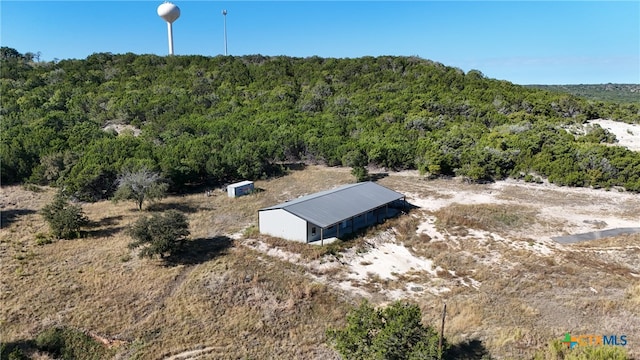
[2,46,639,200]
[527,84,640,104]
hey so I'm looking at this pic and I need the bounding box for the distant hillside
[526,84,640,104]
[2,47,639,196]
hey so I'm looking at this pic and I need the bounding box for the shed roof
[259,182,404,228]
[228,180,254,188]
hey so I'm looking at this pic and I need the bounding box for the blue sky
[2,1,639,85]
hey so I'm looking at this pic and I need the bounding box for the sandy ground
[588,119,640,151]
[353,179,635,292]
[245,165,640,358]
[248,173,639,297]
[410,178,639,238]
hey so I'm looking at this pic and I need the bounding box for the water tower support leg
[167,23,174,55]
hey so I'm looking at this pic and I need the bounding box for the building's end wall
[227,183,254,198]
[259,209,308,243]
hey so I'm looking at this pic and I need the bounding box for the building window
[311,227,316,235]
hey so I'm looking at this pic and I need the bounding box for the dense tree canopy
[2,47,639,198]
[527,84,640,104]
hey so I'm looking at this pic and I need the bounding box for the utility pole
[439,302,447,359]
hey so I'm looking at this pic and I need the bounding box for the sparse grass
[390,214,421,243]
[626,284,640,304]
[21,183,43,193]
[130,246,350,359]
[434,203,538,234]
[256,235,347,261]
[442,299,484,337]
[491,327,528,348]
[571,233,640,249]
[2,166,640,359]
[243,225,259,237]
[533,339,631,360]
[0,172,355,359]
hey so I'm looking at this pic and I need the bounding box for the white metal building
[258,182,405,244]
[227,180,254,198]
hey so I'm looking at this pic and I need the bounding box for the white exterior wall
[227,181,254,198]
[307,222,321,242]
[259,209,308,243]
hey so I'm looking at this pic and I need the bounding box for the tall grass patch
[533,339,630,360]
[434,203,538,234]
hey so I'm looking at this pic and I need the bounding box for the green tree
[4,51,640,193]
[343,149,369,182]
[127,210,190,259]
[112,167,168,211]
[40,192,89,239]
[327,300,443,360]
[0,46,24,60]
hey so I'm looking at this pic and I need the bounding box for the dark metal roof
[259,182,404,228]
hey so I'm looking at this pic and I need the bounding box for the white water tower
[222,9,228,56]
[157,2,181,55]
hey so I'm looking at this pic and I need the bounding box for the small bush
[35,232,53,245]
[35,327,65,356]
[40,192,89,239]
[327,300,444,359]
[524,174,543,184]
[243,225,259,237]
[35,326,112,360]
[128,210,190,259]
[0,342,29,360]
[21,183,43,193]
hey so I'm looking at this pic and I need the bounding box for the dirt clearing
[2,166,639,359]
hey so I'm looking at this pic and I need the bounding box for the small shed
[227,180,254,198]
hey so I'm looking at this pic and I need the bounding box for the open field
[1,165,639,359]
